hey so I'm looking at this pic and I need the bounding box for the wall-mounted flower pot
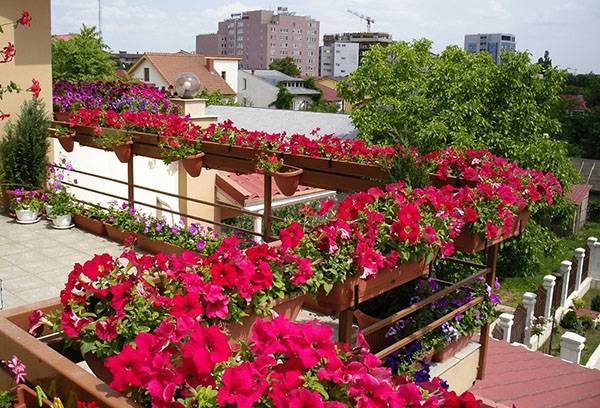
[104,223,129,243]
[83,353,112,385]
[226,294,305,344]
[182,152,205,177]
[73,214,106,236]
[314,258,430,313]
[57,133,76,152]
[271,166,303,197]
[113,140,133,163]
[12,383,52,408]
[454,210,530,253]
[433,333,474,362]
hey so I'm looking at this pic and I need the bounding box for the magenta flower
[2,355,27,384]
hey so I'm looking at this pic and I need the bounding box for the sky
[51,0,600,73]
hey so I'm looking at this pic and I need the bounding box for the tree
[538,50,552,70]
[337,39,580,278]
[52,25,117,81]
[268,57,300,77]
[270,84,294,109]
[195,89,238,106]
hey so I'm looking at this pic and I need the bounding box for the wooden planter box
[104,223,129,244]
[313,258,430,313]
[454,210,530,253]
[0,299,135,407]
[433,333,474,362]
[282,154,388,180]
[53,112,70,122]
[73,214,106,236]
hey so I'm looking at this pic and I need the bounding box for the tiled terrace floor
[0,214,124,309]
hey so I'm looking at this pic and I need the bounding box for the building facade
[464,33,516,63]
[196,7,319,76]
[319,32,392,77]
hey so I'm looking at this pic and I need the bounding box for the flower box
[201,141,257,160]
[0,299,134,406]
[353,309,395,352]
[282,153,388,180]
[433,333,474,363]
[104,223,129,243]
[226,294,305,344]
[136,234,186,255]
[53,112,70,122]
[73,214,106,236]
[314,258,431,313]
[12,384,52,408]
[454,210,529,253]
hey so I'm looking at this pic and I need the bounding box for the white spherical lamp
[174,72,201,99]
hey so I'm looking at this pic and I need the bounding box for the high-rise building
[196,7,320,76]
[464,33,516,64]
[319,32,393,77]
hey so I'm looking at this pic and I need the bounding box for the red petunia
[17,11,32,26]
[28,79,41,98]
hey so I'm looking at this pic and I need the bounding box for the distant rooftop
[246,70,304,86]
[205,105,357,138]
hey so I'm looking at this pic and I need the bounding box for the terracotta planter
[73,214,106,236]
[226,294,305,344]
[433,333,474,363]
[271,165,303,197]
[53,111,70,122]
[181,152,205,177]
[314,258,431,313]
[83,353,112,385]
[136,234,186,255]
[428,173,477,188]
[12,384,52,408]
[454,210,530,253]
[104,223,129,243]
[113,140,133,163]
[57,134,76,152]
[353,309,395,352]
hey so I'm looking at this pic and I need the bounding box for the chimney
[206,58,214,72]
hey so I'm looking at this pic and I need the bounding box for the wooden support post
[127,155,134,207]
[263,174,272,242]
[477,243,498,380]
[339,309,354,343]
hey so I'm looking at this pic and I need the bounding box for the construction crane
[347,9,374,32]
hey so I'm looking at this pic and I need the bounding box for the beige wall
[0,0,52,138]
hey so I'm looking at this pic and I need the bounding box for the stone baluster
[560,332,586,364]
[559,260,572,309]
[542,275,556,320]
[522,292,537,347]
[498,313,514,342]
[574,248,585,293]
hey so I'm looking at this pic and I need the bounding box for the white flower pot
[15,208,39,222]
[52,214,72,228]
[45,204,53,217]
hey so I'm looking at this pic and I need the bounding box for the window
[221,71,226,80]
[243,78,247,90]
[143,67,150,81]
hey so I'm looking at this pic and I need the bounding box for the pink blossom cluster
[105,315,482,408]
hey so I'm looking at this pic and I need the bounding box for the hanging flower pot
[271,165,303,197]
[182,152,205,177]
[57,132,76,152]
[113,140,133,163]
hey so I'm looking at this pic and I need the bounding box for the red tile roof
[471,338,600,407]
[561,95,589,112]
[216,171,320,206]
[315,82,341,102]
[567,184,592,205]
[52,34,74,41]
[131,53,235,95]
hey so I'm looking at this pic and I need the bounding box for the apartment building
[464,33,516,64]
[196,7,320,76]
[319,32,392,77]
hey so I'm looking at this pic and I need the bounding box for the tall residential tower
[464,33,516,63]
[196,7,320,76]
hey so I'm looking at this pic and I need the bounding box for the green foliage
[560,310,578,329]
[0,391,15,408]
[47,189,76,217]
[194,89,238,106]
[0,98,49,190]
[591,295,600,312]
[271,84,294,110]
[338,39,579,200]
[52,25,117,81]
[268,57,300,77]
[572,297,586,310]
[307,101,341,113]
[96,128,129,149]
[588,201,600,221]
[579,315,595,330]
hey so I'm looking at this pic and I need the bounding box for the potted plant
[50,124,77,152]
[47,189,75,228]
[95,127,132,163]
[159,131,205,177]
[73,203,108,235]
[9,188,43,223]
[257,153,303,197]
[0,99,50,213]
